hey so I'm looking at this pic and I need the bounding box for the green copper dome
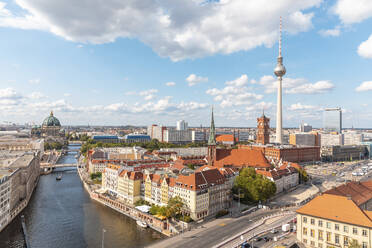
[42,111,61,127]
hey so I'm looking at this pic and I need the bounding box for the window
[326,222,331,229]
[303,239,307,244]
[311,241,315,246]
[318,230,323,240]
[303,217,307,223]
[318,244,323,248]
[311,218,315,225]
[311,229,315,237]
[318,220,323,227]
[362,229,367,237]
[335,234,339,244]
[362,242,367,248]
[335,224,339,231]
[344,236,348,246]
[353,227,358,235]
[303,227,308,235]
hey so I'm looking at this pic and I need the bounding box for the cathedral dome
[42,111,61,127]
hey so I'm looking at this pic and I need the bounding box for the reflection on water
[0,145,163,248]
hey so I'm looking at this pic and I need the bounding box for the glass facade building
[323,108,342,133]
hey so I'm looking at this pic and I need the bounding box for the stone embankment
[77,165,173,237]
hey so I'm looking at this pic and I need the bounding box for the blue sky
[0,0,372,128]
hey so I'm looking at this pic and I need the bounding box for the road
[219,213,296,248]
[147,208,295,248]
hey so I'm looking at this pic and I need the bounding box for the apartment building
[117,170,143,205]
[296,193,372,248]
[0,172,11,231]
[173,168,230,220]
[102,164,122,196]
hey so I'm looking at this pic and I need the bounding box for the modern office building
[323,108,342,133]
[176,120,188,131]
[300,123,312,133]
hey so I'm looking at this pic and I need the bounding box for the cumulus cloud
[355,81,372,92]
[358,35,372,58]
[207,75,263,107]
[0,88,21,99]
[288,103,317,111]
[0,0,321,60]
[319,26,341,37]
[165,82,176,87]
[125,89,158,100]
[139,89,158,100]
[186,74,208,86]
[256,75,334,94]
[333,0,372,24]
[246,101,273,112]
[29,91,45,99]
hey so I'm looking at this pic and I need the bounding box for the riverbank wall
[0,174,39,233]
[77,166,172,237]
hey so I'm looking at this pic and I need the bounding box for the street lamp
[101,228,106,248]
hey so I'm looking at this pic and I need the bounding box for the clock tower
[256,113,270,145]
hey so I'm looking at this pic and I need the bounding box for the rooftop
[296,194,372,228]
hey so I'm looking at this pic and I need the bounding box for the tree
[233,168,276,203]
[348,239,361,248]
[299,168,309,183]
[167,196,183,218]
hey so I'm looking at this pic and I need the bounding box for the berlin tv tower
[274,17,286,144]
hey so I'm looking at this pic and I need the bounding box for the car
[270,229,278,234]
[263,237,272,242]
[241,242,251,248]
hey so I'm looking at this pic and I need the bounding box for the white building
[192,131,207,142]
[0,173,11,231]
[163,129,192,144]
[176,120,188,131]
[102,164,122,196]
[344,132,364,145]
[320,133,344,146]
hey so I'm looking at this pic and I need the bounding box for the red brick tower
[256,113,270,145]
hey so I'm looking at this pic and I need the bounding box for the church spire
[208,106,216,146]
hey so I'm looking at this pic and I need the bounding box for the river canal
[0,146,163,248]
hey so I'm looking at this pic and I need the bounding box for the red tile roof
[214,148,272,169]
[175,169,225,191]
[216,134,235,143]
[324,181,372,206]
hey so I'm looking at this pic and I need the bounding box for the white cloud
[29,91,45,99]
[225,74,248,87]
[319,26,341,37]
[0,2,10,17]
[0,88,21,99]
[139,89,158,100]
[288,103,316,111]
[186,74,208,86]
[355,81,372,92]
[256,75,334,94]
[63,93,71,97]
[165,82,176,87]
[125,89,158,100]
[333,0,372,24]
[358,35,372,58]
[0,0,321,61]
[29,78,40,84]
[246,101,274,112]
[207,75,263,107]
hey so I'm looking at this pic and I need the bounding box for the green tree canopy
[233,167,276,203]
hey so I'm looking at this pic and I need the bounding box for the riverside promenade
[77,165,173,236]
